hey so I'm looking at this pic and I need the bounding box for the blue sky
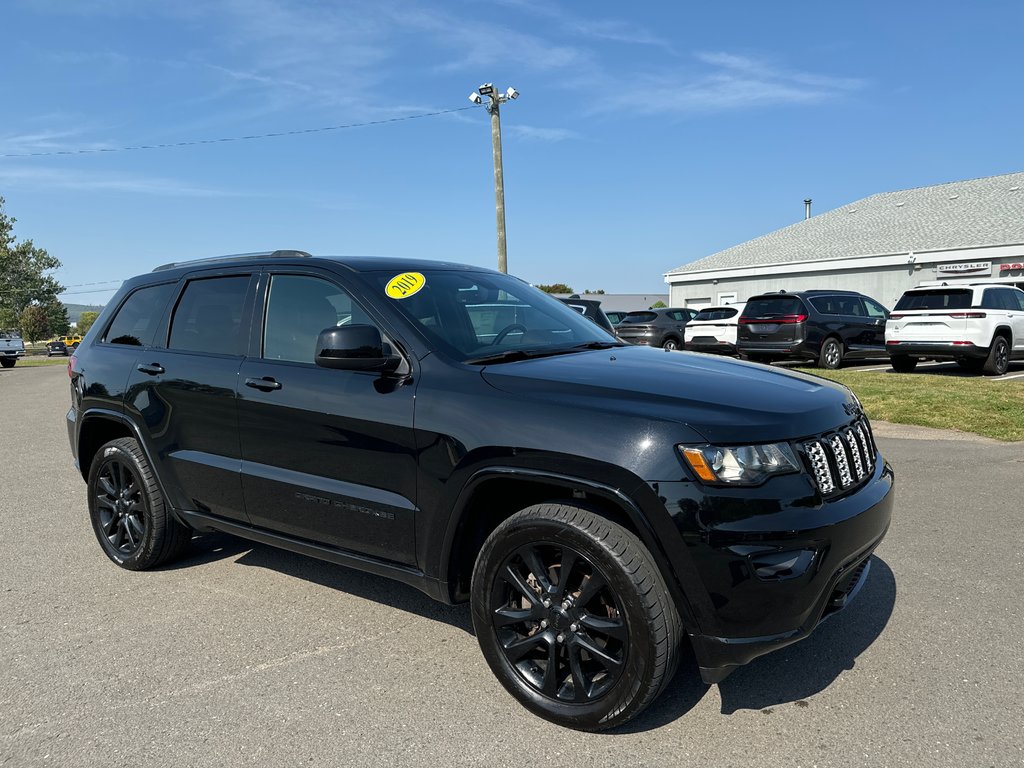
[2,0,1022,304]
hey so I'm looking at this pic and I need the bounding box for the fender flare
[436,465,700,631]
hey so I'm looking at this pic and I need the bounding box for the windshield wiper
[569,341,625,350]
[466,341,624,365]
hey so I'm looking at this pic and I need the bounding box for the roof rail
[152,249,312,272]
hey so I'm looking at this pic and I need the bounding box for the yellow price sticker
[386,272,426,299]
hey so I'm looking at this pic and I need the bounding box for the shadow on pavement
[614,555,896,731]
[716,555,896,714]
[217,534,475,633]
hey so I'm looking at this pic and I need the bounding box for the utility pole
[469,84,518,273]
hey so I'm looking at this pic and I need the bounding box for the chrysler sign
[935,261,992,275]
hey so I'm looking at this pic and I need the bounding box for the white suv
[684,303,745,354]
[885,283,1024,375]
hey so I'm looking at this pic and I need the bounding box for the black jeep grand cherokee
[67,251,893,731]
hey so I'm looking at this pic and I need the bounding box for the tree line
[0,197,70,342]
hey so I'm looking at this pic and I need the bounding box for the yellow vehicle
[60,334,83,348]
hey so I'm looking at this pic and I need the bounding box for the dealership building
[664,171,1024,310]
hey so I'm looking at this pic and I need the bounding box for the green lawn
[812,368,1024,442]
[6,356,69,368]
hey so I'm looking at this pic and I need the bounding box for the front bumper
[886,341,988,359]
[653,457,894,683]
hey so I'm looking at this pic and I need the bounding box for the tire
[817,337,843,369]
[661,337,681,351]
[0,358,15,368]
[955,357,984,372]
[982,336,1010,376]
[471,503,682,731]
[87,437,191,570]
[890,355,918,373]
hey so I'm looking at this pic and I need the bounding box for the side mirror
[315,325,402,372]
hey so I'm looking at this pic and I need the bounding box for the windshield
[370,270,618,363]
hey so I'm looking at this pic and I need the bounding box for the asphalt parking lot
[2,365,1022,767]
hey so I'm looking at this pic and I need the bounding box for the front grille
[802,417,877,497]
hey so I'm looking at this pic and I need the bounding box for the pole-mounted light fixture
[468,83,519,273]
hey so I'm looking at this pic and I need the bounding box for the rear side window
[1013,290,1024,311]
[103,283,176,346]
[895,290,972,311]
[169,276,250,356]
[743,297,806,317]
[809,295,864,316]
[981,288,1019,310]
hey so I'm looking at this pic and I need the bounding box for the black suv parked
[615,307,697,350]
[738,290,889,368]
[67,252,893,731]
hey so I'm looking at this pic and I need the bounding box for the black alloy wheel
[472,503,682,731]
[983,336,1009,376]
[489,542,628,704]
[87,437,191,569]
[94,457,146,557]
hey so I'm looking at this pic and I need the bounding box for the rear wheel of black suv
[87,438,191,570]
[471,503,682,731]
[818,337,843,369]
[662,336,681,351]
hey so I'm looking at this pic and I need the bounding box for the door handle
[136,363,165,375]
[245,376,282,391]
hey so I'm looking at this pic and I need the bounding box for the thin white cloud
[509,125,581,142]
[592,51,866,115]
[0,166,247,197]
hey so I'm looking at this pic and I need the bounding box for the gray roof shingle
[667,171,1024,275]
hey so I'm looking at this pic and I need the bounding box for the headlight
[679,442,800,486]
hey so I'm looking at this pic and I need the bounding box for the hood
[480,346,859,444]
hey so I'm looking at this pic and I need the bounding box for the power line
[1,106,479,159]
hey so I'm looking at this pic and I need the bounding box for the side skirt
[178,509,450,603]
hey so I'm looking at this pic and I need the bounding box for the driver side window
[263,275,376,364]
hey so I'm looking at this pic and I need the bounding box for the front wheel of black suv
[982,336,1010,376]
[87,437,191,570]
[890,355,918,373]
[471,503,682,731]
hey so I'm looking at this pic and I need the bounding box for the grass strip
[813,369,1024,442]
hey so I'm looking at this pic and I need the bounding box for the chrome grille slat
[846,429,866,480]
[829,435,854,487]
[804,440,835,495]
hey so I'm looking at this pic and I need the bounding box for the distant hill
[64,303,106,324]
